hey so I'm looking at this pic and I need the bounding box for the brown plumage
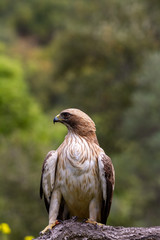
[40,108,115,233]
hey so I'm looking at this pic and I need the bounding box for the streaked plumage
[40,108,115,232]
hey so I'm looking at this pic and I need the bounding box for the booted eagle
[40,108,115,233]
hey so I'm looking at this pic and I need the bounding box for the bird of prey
[40,108,115,234]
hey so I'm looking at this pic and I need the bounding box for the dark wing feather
[98,153,115,224]
[40,150,58,212]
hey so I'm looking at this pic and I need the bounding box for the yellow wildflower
[24,235,34,240]
[0,223,11,234]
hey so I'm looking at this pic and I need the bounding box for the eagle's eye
[61,112,71,119]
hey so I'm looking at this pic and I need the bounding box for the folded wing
[98,153,115,224]
[40,150,58,212]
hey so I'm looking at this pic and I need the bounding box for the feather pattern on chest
[55,132,102,215]
[58,132,99,174]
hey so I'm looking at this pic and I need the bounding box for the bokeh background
[0,0,160,239]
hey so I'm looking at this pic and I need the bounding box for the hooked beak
[53,114,63,124]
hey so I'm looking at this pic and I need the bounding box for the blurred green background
[0,0,160,239]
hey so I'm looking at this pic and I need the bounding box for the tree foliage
[0,55,40,134]
[113,52,160,226]
[0,1,160,239]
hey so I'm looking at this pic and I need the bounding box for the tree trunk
[34,218,160,240]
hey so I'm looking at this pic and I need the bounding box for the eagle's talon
[57,219,63,224]
[85,218,97,224]
[40,220,60,234]
[85,218,104,227]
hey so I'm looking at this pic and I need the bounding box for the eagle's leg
[85,199,103,226]
[41,189,62,234]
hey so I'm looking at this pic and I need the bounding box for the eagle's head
[53,108,98,143]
